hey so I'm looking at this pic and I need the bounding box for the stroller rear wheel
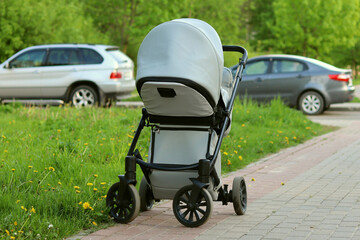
[139,177,155,211]
[172,185,213,227]
[106,182,140,223]
[232,176,247,215]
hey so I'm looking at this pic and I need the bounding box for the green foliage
[0,102,330,239]
[0,0,106,62]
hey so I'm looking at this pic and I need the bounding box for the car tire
[69,85,99,107]
[298,91,324,115]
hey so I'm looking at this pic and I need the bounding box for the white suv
[0,44,135,107]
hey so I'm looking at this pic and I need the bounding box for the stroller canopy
[136,18,224,106]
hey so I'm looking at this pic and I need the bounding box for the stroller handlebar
[222,45,248,66]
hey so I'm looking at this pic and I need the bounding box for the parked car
[231,55,355,115]
[0,44,135,107]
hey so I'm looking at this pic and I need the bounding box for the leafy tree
[0,0,105,62]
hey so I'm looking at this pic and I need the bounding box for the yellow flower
[11,168,15,172]
[30,207,36,213]
[34,170,38,173]
[127,134,134,139]
[10,236,15,240]
[223,152,228,156]
[28,166,33,169]
[76,190,81,194]
[93,188,98,192]
[293,136,297,140]
[238,156,243,161]
[87,183,93,186]
[79,201,83,205]
[281,182,285,185]
[4,150,8,153]
[16,200,20,204]
[14,221,17,226]
[49,167,55,172]
[92,221,97,226]
[269,141,274,144]
[241,124,245,127]
[5,229,10,236]
[306,127,311,130]
[58,182,62,185]
[226,160,231,166]
[1,135,5,139]
[84,143,88,146]
[83,202,91,210]
[94,174,98,178]
[251,178,255,181]
[100,182,106,185]
[74,186,80,190]
[57,129,61,133]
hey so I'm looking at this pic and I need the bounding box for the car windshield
[106,49,129,63]
[304,57,340,71]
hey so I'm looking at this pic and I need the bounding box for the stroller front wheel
[139,177,155,211]
[172,185,213,227]
[232,176,247,215]
[106,182,140,223]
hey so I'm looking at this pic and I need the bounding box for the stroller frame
[107,45,248,227]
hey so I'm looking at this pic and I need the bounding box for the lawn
[0,100,332,239]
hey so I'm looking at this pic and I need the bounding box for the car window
[272,60,305,73]
[244,60,270,75]
[79,48,104,64]
[47,49,80,66]
[10,49,47,68]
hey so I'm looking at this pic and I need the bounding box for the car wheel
[298,91,324,115]
[69,85,98,107]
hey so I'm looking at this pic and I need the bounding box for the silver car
[0,44,135,107]
[232,55,355,115]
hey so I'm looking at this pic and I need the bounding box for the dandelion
[251,178,255,181]
[127,134,134,139]
[49,167,55,172]
[100,182,106,185]
[5,229,10,236]
[293,136,297,140]
[93,188,98,192]
[92,221,97,226]
[57,129,61,133]
[100,143,104,146]
[16,200,20,204]
[87,183,93,186]
[58,182,62,185]
[223,152,228,156]
[226,160,231,166]
[269,141,274,144]
[14,221,17,226]
[83,202,91,210]
[306,126,311,130]
[48,224,54,229]
[84,143,88,146]
[238,156,243,161]
[10,236,15,240]
[102,138,106,140]
[110,138,115,141]
[281,182,285,185]
[12,168,15,172]
[234,150,238,154]
[241,124,245,127]
[74,186,80,190]
[259,116,262,118]
[76,190,81,194]
[98,130,102,133]
[34,170,38,173]
[28,166,33,169]
[21,206,27,212]
[2,135,5,139]
[4,150,8,153]
[30,207,36,214]
[94,174,98,178]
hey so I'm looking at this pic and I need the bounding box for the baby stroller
[107,18,248,227]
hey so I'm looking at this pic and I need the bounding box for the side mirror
[5,62,12,69]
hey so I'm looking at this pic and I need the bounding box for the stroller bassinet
[107,18,248,227]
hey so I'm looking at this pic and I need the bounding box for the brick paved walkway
[76,121,360,240]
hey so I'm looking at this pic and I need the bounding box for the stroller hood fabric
[136,18,224,105]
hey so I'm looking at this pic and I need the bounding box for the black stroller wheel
[232,176,247,215]
[139,177,155,211]
[172,185,213,227]
[106,182,140,223]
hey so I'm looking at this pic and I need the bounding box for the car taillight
[110,72,122,79]
[328,73,350,82]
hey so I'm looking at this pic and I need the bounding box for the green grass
[353,77,360,86]
[0,100,332,239]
